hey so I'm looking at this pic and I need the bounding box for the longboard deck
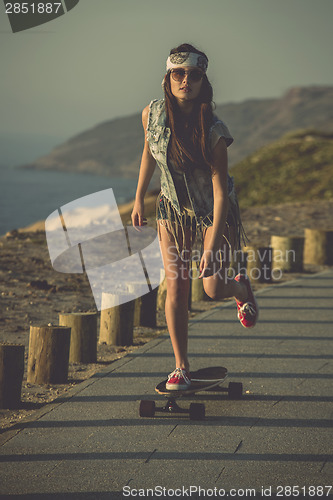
[140,366,242,419]
[155,366,228,397]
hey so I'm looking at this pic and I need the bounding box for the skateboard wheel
[139,400,155,417]
[228,382,243,399]
[189,403,205,421]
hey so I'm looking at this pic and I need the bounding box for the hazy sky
[1,0,332,139]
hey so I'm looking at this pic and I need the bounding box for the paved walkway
[0,271,332,499]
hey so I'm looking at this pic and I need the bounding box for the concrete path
[0,271,332,499]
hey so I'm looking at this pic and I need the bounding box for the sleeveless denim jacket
[146,98,233,224]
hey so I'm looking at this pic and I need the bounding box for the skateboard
[139,367,243,420]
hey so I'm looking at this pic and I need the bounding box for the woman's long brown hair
[164,43,214,172]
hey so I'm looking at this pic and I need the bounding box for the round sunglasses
[170,68,204,83]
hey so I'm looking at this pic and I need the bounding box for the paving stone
[0,270,332,497]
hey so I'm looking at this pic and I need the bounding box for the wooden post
[229,248,248,279]
[157,269,167,310]
[99,293,135,346]
[271,236,304,273]
[127,283,148,327]
[244,245,272,283]
[27,326,71,384]
[59,312,98,363]
[188,273,192,311]
[132,297,142,327]
[191,261,209,302]
[128,282,158,327]
[0,343,25,409]
[139,289,158,327]
[304,229,333,266]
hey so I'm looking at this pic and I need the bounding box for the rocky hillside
[232,129,333,209]
[20,86,333,181]
[216,86,333,165]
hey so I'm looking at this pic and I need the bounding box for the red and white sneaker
[235,274,259,328]
[166,368,191,391]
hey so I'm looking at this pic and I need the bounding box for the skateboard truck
[139,367,243,421]
[139,398,206,420]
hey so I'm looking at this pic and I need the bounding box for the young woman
[131,43,258,390]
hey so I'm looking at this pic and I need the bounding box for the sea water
[0,164,138,236]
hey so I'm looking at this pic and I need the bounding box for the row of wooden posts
[1,227,332,409]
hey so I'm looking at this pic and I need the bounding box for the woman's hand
[198,248,221,278]
[131,199,147,230]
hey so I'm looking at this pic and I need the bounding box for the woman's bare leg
[158,223,192,371]
[202,225,248,302]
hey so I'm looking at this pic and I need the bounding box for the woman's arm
[131,105,157,227]
[199,136,229,277]
[209,136,229,249]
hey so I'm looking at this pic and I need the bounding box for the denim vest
[146,98,233,224]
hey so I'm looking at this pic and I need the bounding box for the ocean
[0,164,139,236]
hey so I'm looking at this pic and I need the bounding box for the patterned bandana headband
[166,51,208,73]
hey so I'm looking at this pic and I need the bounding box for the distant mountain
[216,86,333,165]
[19,86,333,185]
[232,129,333,209]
